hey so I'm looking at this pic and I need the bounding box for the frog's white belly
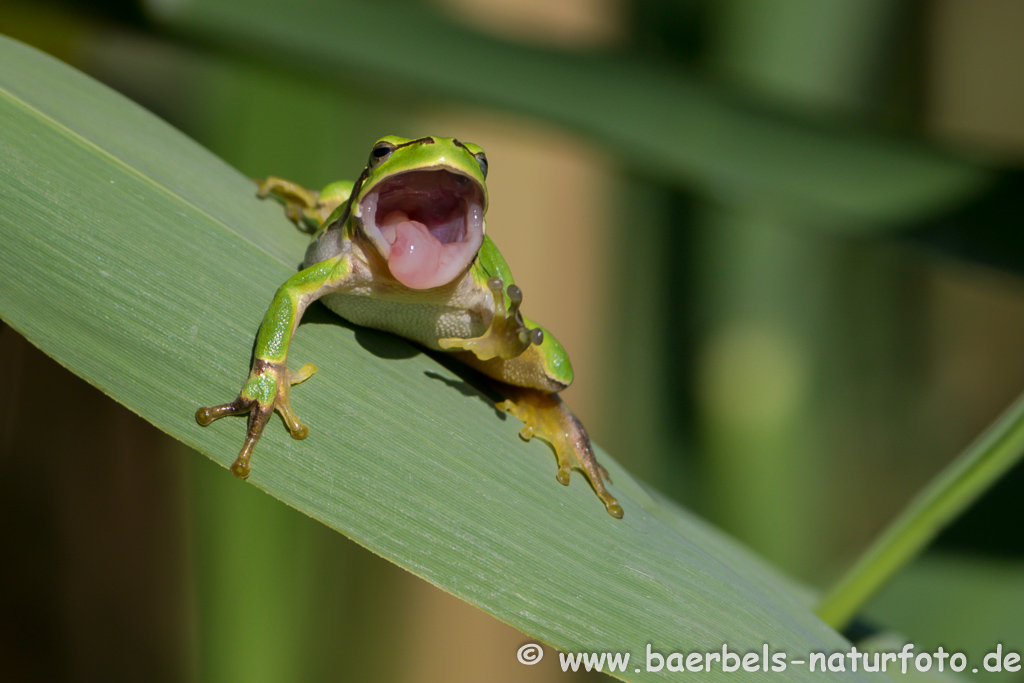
[319,291,485,350]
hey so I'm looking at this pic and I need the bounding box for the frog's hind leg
[256,176,325,231]
[258,176,355,233]
[498,387,623,518]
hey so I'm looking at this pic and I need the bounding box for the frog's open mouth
[358,170,485,290]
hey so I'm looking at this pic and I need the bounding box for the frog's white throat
[357,170,485,290]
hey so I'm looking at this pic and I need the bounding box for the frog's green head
[351,135,488,290]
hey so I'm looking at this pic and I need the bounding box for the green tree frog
[196,136,622,518]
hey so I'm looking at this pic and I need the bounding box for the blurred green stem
[816,392,1024,630]
[699,0,906,578]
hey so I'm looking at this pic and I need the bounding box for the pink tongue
[388,219,444,289]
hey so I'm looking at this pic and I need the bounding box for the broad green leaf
[148,0,990,229]
[1,36,881,681]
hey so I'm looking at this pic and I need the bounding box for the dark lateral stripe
[393,136,435,149]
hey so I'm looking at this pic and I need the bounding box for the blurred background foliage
[2,0,1023,681]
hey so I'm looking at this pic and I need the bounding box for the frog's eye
[369,142,396,166]
[473,152,488,179]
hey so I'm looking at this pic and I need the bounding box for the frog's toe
[197,361,314,478]
[194,396,274,479]
[504,280,521,303]
[498,387,623,518]
[288,363,318,385]
[195,400,263,478]
[437,280,541,361]
[195,396,254,425]
[276,399,309,440]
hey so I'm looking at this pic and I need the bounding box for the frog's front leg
[439,277,543,360]
[499,387,623,519]
[196,256,350,478]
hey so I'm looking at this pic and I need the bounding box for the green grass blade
[147,0,990,228]
[1,35,880,681]
[815,393,1024,631]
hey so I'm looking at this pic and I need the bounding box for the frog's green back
[475,235,514,287]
